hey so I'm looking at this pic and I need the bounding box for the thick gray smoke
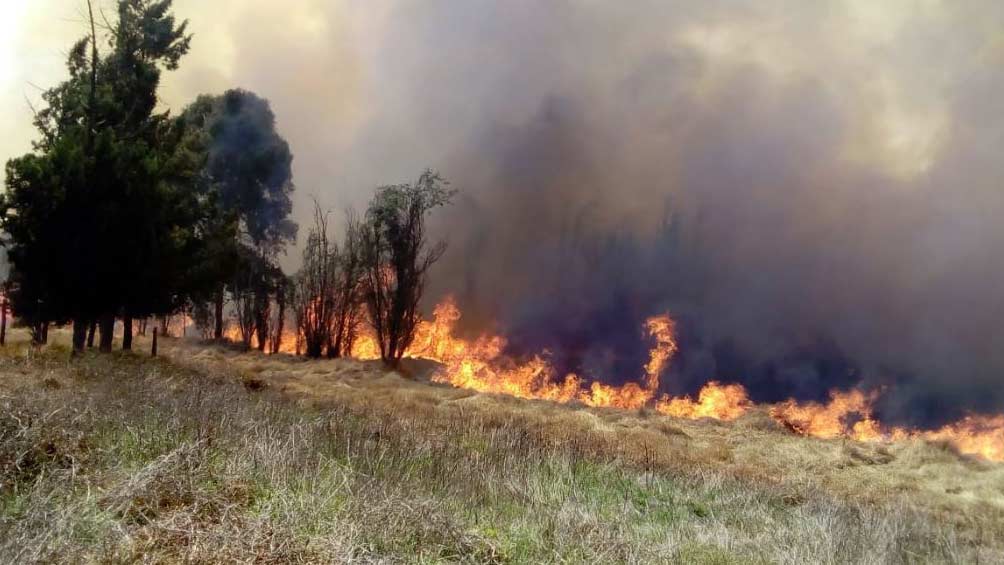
[12,1,1003,424]
[331,1,1004,425]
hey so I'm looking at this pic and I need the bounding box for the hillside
[1,333,1003,563]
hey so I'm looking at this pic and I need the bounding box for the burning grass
[342,297,1004,462]
[1,332,1001,562]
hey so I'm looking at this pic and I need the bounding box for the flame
[223,322,300,354]
[352,296,744,420]
[907,416,1004,462]
[656,382,752,421]
[769,389,881,439]
[770,390,1004,461]
[212,295,1003,462]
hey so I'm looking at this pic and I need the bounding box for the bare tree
[231,255,259,351]
[293,203,339,358]
[267,276,290,354]
[328,211,364,358]
[360,170,455,369]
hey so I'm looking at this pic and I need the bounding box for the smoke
[8,1,1004,423]
[339,0,1004,425]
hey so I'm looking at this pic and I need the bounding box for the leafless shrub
[293,202,364,359]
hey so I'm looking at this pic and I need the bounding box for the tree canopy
[2,0,211,351]
[361,170,455,368]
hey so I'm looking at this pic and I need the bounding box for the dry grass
[0,332,1002,563]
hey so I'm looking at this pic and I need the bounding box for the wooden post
[122,316,133,351]
[152,327,158,357]
[0,297,7,346]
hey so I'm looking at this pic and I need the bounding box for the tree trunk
[214,286,225,340]
[122,316,133,350]
[72,318,88,355]
[41,322,49,344]
[151,327,158,357]
[270,298,285,354]
[254,292,269,352]
[87,320,97,348]
[256,318,268,352]
[386,355,400,370]
[0,298,7,346]
[138,318,147,336]
[98,313,114,353]
[332,320,345,359]
[30,323,43,346]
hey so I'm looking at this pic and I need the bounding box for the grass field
[1,332,1002,563]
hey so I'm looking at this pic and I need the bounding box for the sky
[3,1,1004,418]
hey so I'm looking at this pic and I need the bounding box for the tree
[328,211,364,358]
[0,0,197,354]
[230,245,284,351]
[181,89,297,340]
[292,204,340,359]
[289,202,365,359]
[360,170,455,369]
[267,275,291,354]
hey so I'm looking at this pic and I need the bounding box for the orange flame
[354,296,745,420]
[769,389,882,439]
[656,382,752,421]
[216,295,1002,462]
[770,390,1004,461]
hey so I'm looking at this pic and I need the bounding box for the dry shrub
[39,377,61,390]
[651,418,689,438]
[733,408,784,432]
[101,441,206,525]
[350,491,502,562]
[841,442,896,467]
[0,405,88,492]
[241,375,269,392]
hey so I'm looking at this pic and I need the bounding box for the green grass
[0,344,1000,563]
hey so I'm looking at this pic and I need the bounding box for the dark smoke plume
[328,1,1004,426]
[15,1,995,425]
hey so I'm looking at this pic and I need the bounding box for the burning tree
[360,170,455,369]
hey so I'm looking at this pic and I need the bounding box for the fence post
[0,297,7,346]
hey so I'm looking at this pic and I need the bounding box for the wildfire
[222,323,300,354]
[356,297,746,419]
[771,390,1004,461]
[216,295,1004,462]
[770,389,882,440]
[656,382,752,421]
